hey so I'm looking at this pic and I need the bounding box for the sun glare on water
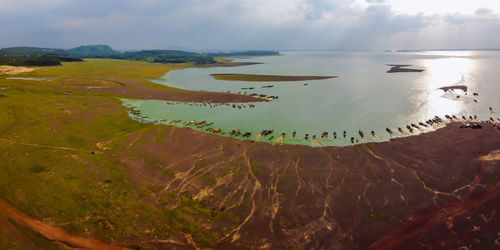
[423,56,475,117]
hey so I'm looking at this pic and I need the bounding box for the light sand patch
[479,150,500,161]
[6,77,47,81]
[193,187,213,201]
[274,136,284,143]
[0,66,36,75]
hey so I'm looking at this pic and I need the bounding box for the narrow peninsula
[211,73,337,82]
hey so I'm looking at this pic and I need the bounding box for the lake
[121,50,500,146]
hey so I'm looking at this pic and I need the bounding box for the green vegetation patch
[0,59,244,248]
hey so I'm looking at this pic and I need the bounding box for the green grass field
[0,59,240,248]
[28,58,190,79]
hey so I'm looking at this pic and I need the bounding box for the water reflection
[424,57,474,117]
[422,50,472,57]
[124,51,499,147]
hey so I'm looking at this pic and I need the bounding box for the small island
[386,64,424,73]
[211,73,337,82]
[439,85,468,92]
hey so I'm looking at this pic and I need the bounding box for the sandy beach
[0,65,36,75]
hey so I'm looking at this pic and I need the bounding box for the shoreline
[79,77,269,103]
[123,97,495,148]
[121,101,499,148]
[124,106,498,148]
[124,108,450,147]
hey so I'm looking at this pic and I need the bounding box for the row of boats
[385,116,444,135]
[152,101,260,110]
[224,90,279,101]
[125,102,499,145]
[189,114,499,144]
[241,84,274,90]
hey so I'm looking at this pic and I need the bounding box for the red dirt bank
[115,122,500,249]
[1,119,499,249]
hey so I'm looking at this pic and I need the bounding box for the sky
[1,0,499,51]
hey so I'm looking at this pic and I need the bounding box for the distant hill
[206,51,279,57]
[116,50,216,64]
[0,47,81,66]
[68,45,121,58]
[0,45,280,66]
[0,47,68,57]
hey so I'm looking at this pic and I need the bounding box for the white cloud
[383,0,500,15]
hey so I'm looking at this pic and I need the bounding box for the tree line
[0,45,279,66]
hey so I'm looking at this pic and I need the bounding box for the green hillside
[68,45,121,58]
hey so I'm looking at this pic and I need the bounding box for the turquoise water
[121,51,500,146]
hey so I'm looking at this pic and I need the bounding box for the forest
[0,45,279,66]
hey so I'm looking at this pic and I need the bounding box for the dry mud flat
[119,122,500,249]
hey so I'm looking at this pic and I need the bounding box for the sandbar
[386,64,424,73]
[211,73,337,82]
[439,85,468,92]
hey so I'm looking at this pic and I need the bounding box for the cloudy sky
[1,0,499,51]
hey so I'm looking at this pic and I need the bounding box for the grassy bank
[0,59,241,248]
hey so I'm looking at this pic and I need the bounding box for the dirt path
[0,198,128,249]
[366,182,500,249]
[0,138,94,153]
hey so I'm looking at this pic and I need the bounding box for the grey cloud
[0,0,499,50]
[476,8,492,15]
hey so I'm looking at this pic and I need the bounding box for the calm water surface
[122,51,500,146]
